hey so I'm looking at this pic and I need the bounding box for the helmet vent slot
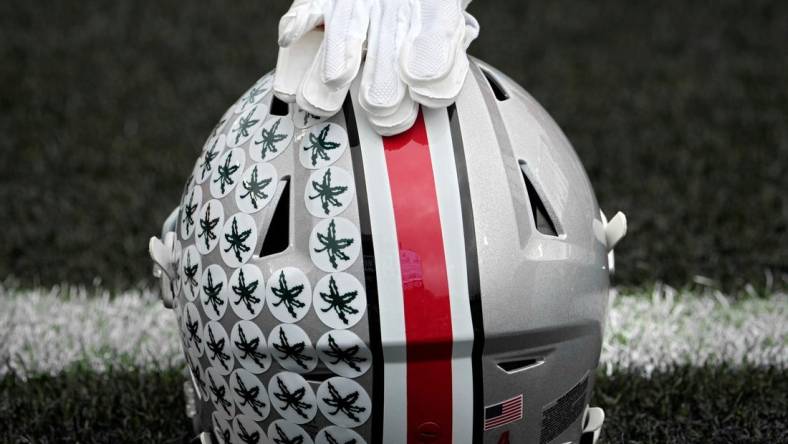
[269,95,290,116]
[519,161,559,237]
[497,357,544,374]
[259,176,291,256]
[481,68,510,101]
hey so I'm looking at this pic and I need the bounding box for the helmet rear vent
[269,95,290,116]
[519,161,560,237]
[260,176,291,256]
[497,357,544,374]
[481,67,510,101]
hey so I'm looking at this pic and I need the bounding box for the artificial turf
[1,366,785,443]
[0,0,786,291]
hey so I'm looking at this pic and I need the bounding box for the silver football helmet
[150,57,626,444]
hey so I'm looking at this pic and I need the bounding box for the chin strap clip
[600,210,627,275]
[149,233,177,309]
[149,207,181,309]
[580,406,605,444]
[149,232,177,281]
[603,211,627,252]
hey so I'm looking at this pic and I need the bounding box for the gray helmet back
[152,57,619,444]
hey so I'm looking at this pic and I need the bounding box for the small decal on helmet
[235,162,278,214]
[229,368,271,420]
[229,264,265,320]
[294,105,325,129]
[269,323,318,373]
[268,420,314,444]
[316,330,372,378]
[313,272,366,329]
[212,412,233,444]
[220,213,258,267]
[200,264,229,321]
[210,148,246,198]
[181,245,202,302]
[196,199,225,255]
[266,267,312,323]
[232,415,266,444]
[180,185,203,240]
[314,426,367,444]
[316,377,372,428]
[206,367,236,420]
[309,218,361,272]
[484,394,524,431]
[230,320,272,374]
[300,123,348,169]
[182,302,204,358]
[235,76,272,115]
[268,371,318,424]
[252,116,294,162]
[204,321,235,375]
[197,134,226,185]
[305,166,355,218]
[229,105,267,148]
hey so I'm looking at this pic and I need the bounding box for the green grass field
[1,0,787,442]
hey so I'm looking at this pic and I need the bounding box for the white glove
[274,0,479,136]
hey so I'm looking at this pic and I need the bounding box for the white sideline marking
[0,285,786,378]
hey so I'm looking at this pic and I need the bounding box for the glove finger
[296,40,351,116]
[321,0,370,88]
[404,8,477,107]
[400,0,465,83]
[279,0,326,47]
[274,29,323,102]
[406,53,468,108]
[365,91,419,136]
[463,10,479,49]
[359,0,409,117]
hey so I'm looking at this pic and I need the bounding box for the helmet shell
[171,58,609,444]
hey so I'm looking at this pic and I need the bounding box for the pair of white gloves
[274,0,479,135]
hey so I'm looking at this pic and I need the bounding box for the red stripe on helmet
[383,110,454,444]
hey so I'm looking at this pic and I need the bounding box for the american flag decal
[484,394,524,430]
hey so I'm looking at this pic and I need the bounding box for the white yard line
[0,285,182,379]
[602,287,787,375]
[0,284,785,379]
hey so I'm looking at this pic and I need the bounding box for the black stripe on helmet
[448,104,486,444]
